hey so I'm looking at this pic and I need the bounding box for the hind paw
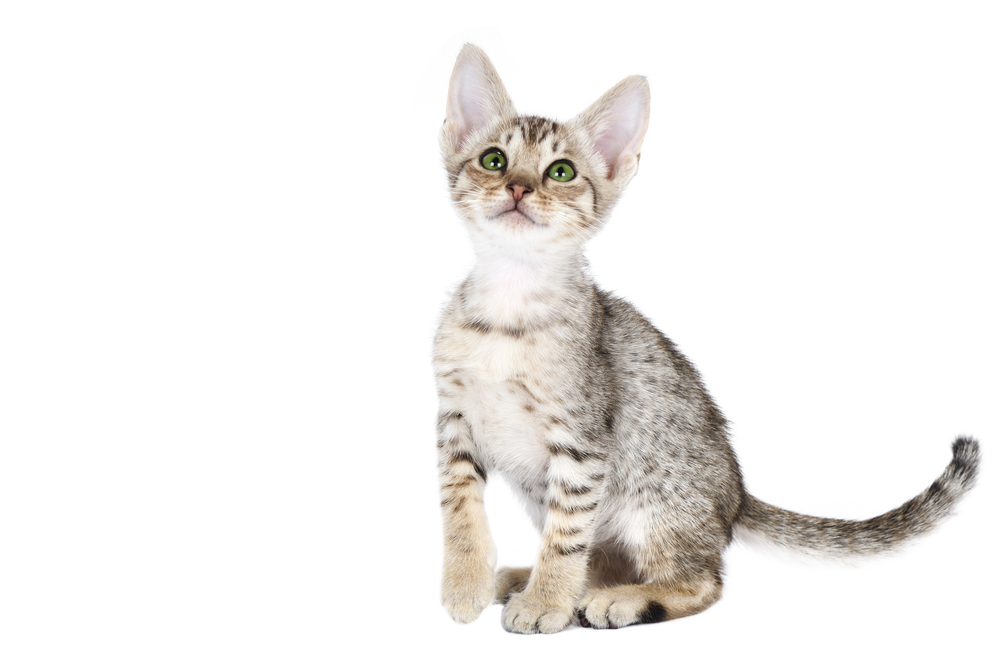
[578,586,668,629]
[494,566,532,605]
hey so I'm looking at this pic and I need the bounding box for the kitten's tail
[734,437,979,559]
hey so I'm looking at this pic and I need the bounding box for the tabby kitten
[433,44,979,634]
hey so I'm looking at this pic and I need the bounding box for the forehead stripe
[517,116,558,144]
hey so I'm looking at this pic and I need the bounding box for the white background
[1,2,997,669]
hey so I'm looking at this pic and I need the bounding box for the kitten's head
[441,45,649,254]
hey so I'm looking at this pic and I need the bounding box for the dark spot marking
[513,381,543,405]
[474,463,488,483]
[557,525,585,536]
[602,406,615,433]
[449,157,475,188]
[460,319,528,338]
[518,116,554,144]
[548,499,599,515]
[581,175,598,213]
[638,601,668,624]
[556,543,588,556]
[546,415,570,427]
[460,319,492,335]
[547,443,596,462]
[442,474,479,489]
[450,451,488,482]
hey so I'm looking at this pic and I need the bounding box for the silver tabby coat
[433,45,979,634]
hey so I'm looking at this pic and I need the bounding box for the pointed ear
[443,45,516,151]
[575,75,650,180]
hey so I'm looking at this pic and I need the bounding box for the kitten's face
[441,46,649,254]
[445,115,606,246]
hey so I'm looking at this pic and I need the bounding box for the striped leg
[501,424,605,634]
[438,410,495,624]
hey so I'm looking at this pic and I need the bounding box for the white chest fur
[457,370,551,531]
[436,324,557,475]
[435,256,587,516]
[460,374,548,479]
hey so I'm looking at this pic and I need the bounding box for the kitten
[433,44,979,634]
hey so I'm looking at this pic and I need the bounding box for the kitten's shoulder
[595,288,707,384]
[595,288,672,350]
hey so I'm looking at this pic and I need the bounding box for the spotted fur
[434,45,980,634]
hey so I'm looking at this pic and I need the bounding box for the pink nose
[507,182,533,202]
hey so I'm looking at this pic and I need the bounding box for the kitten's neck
[463,247,590,328]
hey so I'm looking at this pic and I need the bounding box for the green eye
[547,161,575,182]
[481,150,506,170]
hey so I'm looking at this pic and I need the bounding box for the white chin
[497,210,538,227]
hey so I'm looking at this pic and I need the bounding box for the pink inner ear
[448,53,506,149]
[455,82,490,141]
[591,85,648,178]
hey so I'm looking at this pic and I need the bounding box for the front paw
[501,591,574,634]
[442,560,495,624]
